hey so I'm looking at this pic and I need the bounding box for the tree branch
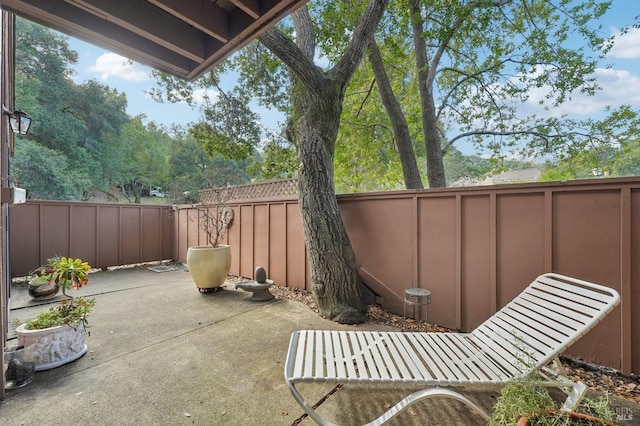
[355,78,377,118]
[444,129,592,152]
[258,25,324,91]
[331,0,389,84]
[427,0,513,83]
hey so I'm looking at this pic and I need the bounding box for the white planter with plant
[16,257,95,370]
[187,186,234,293]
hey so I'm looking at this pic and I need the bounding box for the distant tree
[443,149,491,186]
[540,139,638,181]
[611,140,640,177]
[11,140,79,200]
[15,18,130,199]
[102,116,172,203]
[166,133,251,202]
[246,129,297,181]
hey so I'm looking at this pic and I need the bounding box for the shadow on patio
[2,266,638,425]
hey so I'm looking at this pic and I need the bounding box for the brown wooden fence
[176,177,640,375]
[10,178,640,374]
[9,201,174,277]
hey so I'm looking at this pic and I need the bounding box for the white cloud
[521,67,640,117]
[193,88,219,105]
[607,27,640,59]
[89,53,149,81]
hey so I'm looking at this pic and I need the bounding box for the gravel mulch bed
[268,283,640,404]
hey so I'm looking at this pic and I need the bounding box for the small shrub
[25,297,95,330]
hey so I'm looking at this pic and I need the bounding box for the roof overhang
[0,0,307,81]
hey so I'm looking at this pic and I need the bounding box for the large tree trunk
[294,84,366,323]
[259,0,388,323]
[409,0,447,188]
[368,41,424,189]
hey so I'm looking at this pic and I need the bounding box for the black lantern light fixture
[3,106,32,135]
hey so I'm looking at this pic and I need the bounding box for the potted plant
[488,375,616,425]
[186,186,235,293]
[15,257,95,371]
[26,255,62,300]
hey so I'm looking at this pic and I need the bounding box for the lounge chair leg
[288,382,489,426]
[363,387,489,426]
[287,382,339,426]
[561,381,588,411]
[541,357,588,411]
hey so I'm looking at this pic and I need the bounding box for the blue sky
[66,2,640,153]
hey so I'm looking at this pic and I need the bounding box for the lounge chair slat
[331,331,347,380]
[354,332,381,380]
[339,331,358,379]
[535,275,616,304]
[418,334,468,383]
[347,331,369,380]
[323,331,335,378]
[429,333,481,381]
[506,302,579,335]
[524,287,601,317]
[438,334,507,382]
[372,333,402,380]
[298,330,311,378]
[403,333,450,381]
[451,335,513,381]
[389,333,432,380]
[501,303,574,340]
[490,312,562,351]
[314,331,324,378]
[363,332,391,380]
[378,333,412,380]
[471,326,534,375]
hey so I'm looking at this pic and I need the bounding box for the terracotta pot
[186,245,231,292]
[15,322,88,371]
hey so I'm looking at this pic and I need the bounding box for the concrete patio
[2,266,638,425]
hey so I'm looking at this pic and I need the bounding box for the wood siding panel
[41,204,71,262]
[553,190,622,368]
[460,195,491,331]
[285,203,306,290]
[268,203,287,285]
[141,207,166,262]
[418,196,457,330]
[119,207,142,266]
[70,205,98,266]
[496,193,546,306]
[239,205,254,279]
[253,204,270,278]
[341,197,414,314]
[9,204,40,275]
[228,207,240,275]
[97,206,120,268]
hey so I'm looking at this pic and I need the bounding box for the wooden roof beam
[148,0,230,44]
[66,0,221,62]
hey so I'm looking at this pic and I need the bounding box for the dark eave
[0,0,307,81]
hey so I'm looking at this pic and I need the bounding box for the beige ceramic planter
[186,245,231,292]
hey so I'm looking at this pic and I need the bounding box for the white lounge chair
[284,273,620,425]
